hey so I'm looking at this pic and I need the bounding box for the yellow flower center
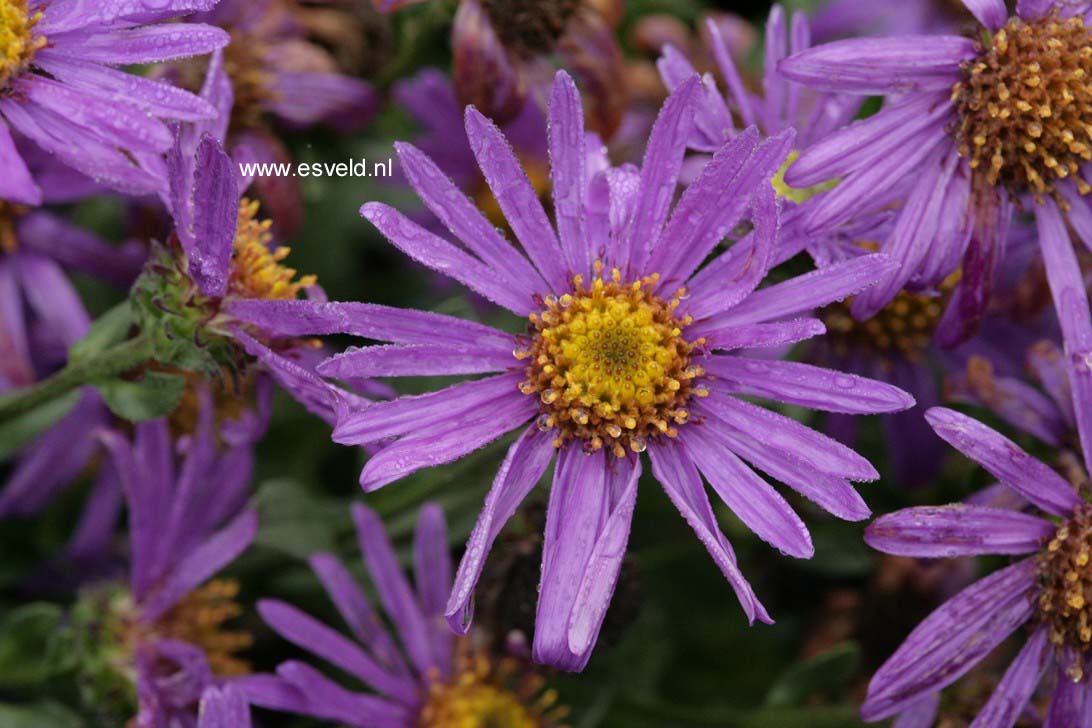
[417,647,567,728]
[772,151,839,203]
[1037,502,1092,680]
[0,0,43,90]
[227,198,316,301]
[518,263,703,459]
[952,11,1092,202]
[822,264,957,362]
[152,579,253,678]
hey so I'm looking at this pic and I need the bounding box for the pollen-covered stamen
[822,286,951,361]
[0,0,45,91]
[227,198,316,301]
[519,264,703,459]
[418,640,568,728]
[152,579,253,677]
[1037,501,1092,681]
[952,11,1092,202]
[481,0,580,57]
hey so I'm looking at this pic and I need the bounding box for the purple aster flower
[861,405,1092,724]
[779,0,1092,347]
[230,71,915,670]
[0,0,230,204]
[240,502,568,726]
[74,416,258,727]
[659,5,862,154]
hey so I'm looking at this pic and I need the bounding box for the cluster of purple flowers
[2,0,1092,724]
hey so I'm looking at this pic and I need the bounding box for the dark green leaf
[765,642,862,708]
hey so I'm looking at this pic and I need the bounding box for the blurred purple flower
[862,405,1092,724]
[0,0,230,204]
[779,0,1092,347]
[809,0,968,41]
[240,502,567,727]
[659,5,862,154]
[230,71,915,671]
[88,416,258,728]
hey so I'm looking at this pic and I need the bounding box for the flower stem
[0,334,154,423]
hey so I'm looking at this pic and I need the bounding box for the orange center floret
[417,645,567,728]
[1037,502,1092,681]
[518,264,704,459]
[227,198,316,301]
[0,0,44,90]
[952,11,1092,202]
[153,579,253,677]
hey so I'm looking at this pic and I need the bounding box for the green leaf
[0,603,78,688]
[0,701,84,728]
[0,390,80,461]
[94,371,184,422]
[764,642,862,708]
[68,302,133,364]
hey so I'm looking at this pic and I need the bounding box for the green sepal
[93,371,185,422]
[0,603,79,689]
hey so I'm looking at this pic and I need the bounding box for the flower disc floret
[519,264,704,458]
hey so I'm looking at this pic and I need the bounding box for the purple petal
[533,448,613,671]
[715,253,897,326]
[142,509,258,622]
[38,0,221,34]
[1036,199,1092,474]
[894,695,941,728]
[648,439,772,625]
[961,0,1009,30]
[548,72,590,276]
[687,427,813,558]
[0,120,41,204]
[268,72,377,129]
[332,372,524,446]
[393,141,548,298]
[307,553,409,677]
[969,628,1051,728]
[696,394,879,481]
[227,299,513,350]
[413,503,453,674]
[464,107,569,291]
[567,455,641,658]
[697,318,826,350]
[351,504,435,676]
[925,407,1082,517]
[319,343,515,379]
[1044,667,1092,728]
[355,392,535,491]
[705,356,915,414]
[197,685,250,728]
[45,24,230,64]
[274,661,410,728]
[623,75,700,269]
[257,599,416,703]
[19,211,143,287]
[188,135,238,297]
[866,505,1054,558]
[362,202,534,315]
[778,36,973,94]
[446,426,555,633]
[861,559,1038,721]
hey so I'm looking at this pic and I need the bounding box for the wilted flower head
[0,0,230,204]
[779,0,1092,346]
[450,0,625,137]
[74,416,258,726]
[130,66,375,429]
[232,71,915,670]
[242,502,568,727]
